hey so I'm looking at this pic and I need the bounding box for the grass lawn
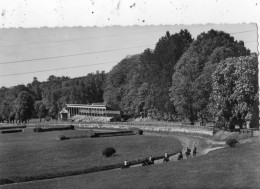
[0,128,181,181]
[5,137,259,189]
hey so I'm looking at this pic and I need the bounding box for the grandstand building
[63,103,120,122]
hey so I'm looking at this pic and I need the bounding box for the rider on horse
[178,151,183,160]
[193,146,197,157]
[185,147,191,159]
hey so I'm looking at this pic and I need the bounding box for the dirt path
[130,132,226,167]
[144,132,226,161]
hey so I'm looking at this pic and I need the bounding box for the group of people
[123,146,197,169]
[178,146,197,160]
[142,156,155,166]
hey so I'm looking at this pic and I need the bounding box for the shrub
[226,138,238,147]
[57,135,67,140]
[132,128,143,135]
[33,127,42,132]
[102,147,116,157]
[86,129,95,137]
[45,117,51,121]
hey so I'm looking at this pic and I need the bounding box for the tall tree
[15,91,34,123]
[211,54,258,129]
[170,30,250,124]
[34,101,47,121]
[104,30,193,119]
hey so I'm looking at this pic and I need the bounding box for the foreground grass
[0,128,181,182]
[4,137,259,189]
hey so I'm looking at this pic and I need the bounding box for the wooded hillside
[0,29,258,128]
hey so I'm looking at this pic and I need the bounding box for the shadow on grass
[0,151,179,186]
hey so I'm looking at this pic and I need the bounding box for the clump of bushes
[214,130,252,142]
[226,138,238,147]
[86,129,95,137]
[33,127,42,132]
[102,147,116,157]
[57,135,68,140]
[131,128,143,135]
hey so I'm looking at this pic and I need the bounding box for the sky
[0,0,259,88]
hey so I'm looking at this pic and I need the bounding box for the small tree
[226,138,238,147]
[15,91,34,123]
[102,147,116,157]
[38,104,47,121]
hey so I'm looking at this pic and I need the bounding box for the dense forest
[0,71,106,122]
[0,29,258,128]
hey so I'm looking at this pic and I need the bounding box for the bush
[57,135,67,140]
[131,128,143,135]
[45,117,51,121]
[33,127,42,132]
[226,138,238,147]
[86,129,95,137]
[102,147,116,157]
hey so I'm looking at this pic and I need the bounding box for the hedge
[34,125,74,132]
[0,125,26,130]
[1,129,23,134]
[94,131,135,137]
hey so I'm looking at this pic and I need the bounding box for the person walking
[163,152,169,163]
[122,160,130,168]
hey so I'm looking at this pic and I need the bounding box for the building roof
[66,103,107,109]
[60,108,68,114]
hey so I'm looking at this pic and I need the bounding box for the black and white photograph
[0,1,259,188]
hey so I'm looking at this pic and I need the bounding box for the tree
[34,101,47,121]
[170,30,250,124]
[138,30,193,119]
[49,103,59,120]
[15,91,34,123]
[211,54,258,129]
[0,97,16,123]
[104,30,193,119]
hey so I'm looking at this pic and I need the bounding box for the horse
[178,151,183,160]
[185,147,191,159]
[193,147,197,157]
[149,156,155,164]
[142,158,150,166]
[163,156,169,163]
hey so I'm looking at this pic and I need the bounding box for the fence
[240,128,259,137]
[26,121,214,135]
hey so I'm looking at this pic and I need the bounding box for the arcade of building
[64,103,120,120]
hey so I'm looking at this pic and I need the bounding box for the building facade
[64,103,120,122]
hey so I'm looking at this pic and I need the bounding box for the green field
[0,128,181,181]
[3,137,258,189]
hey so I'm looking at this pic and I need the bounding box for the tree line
[0,71,106,123]
[0,29,258,128]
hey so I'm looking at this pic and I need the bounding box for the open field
[0,128,181,181]
[3,137,259,189]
